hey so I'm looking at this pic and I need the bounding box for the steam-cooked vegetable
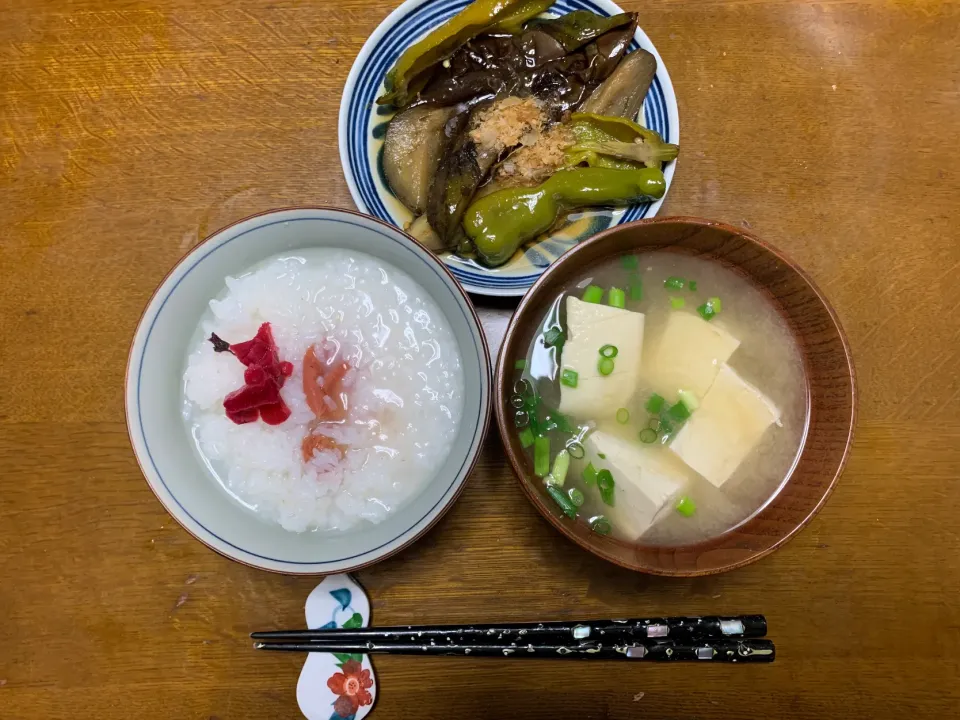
[463,166,666,266]
[488,0,556,34]
[414,13,639,114]
[528,10,635,52]
[428,98,545,244]
[566,112,678,169]
[378,0,679,266]
[384,105,457,214]
[581,49,657,118]
[378,0,538,107]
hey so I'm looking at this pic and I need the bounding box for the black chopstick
[251,615,765,645]
[253,638,775,662]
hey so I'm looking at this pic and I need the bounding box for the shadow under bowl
[495,217,856,576]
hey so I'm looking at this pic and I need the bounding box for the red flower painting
[327,659,374,717]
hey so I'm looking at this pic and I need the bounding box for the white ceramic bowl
[125,208,491,574]
[339,0,679,297]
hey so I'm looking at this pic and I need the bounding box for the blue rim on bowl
[338,0,680,297]
[125,207,492,574]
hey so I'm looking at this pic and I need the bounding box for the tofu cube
[669,365,781,487]
[559,297,644,419]
[584,430,690,540]
[645,312,740,400]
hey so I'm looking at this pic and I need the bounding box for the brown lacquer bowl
[496,217,856,576]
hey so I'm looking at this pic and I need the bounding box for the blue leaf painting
[319,621,338,630]
[330,588,352,610]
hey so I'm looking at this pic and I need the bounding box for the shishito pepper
[566,112,679,169]
[462,166,666,267]
[377,0,553,107]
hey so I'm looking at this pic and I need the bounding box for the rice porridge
[182,248,465,532]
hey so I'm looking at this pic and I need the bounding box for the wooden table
[2,1,959,717]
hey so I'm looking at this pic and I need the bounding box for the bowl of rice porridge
[126,207,491,574]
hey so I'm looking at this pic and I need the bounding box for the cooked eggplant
[581,49,656,119]
[383,105,457,214]
[378,0,678,264]
[414,14,638,116]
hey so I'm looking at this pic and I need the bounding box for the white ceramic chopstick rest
[297,575,377,720]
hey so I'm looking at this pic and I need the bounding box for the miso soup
[510,251,808,546]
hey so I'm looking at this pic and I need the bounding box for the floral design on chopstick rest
[297,575,376,720]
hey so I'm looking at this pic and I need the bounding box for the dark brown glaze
[495,217,857,576]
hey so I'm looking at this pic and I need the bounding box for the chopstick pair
[252,615,774,663]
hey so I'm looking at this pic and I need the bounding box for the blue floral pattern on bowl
[339,0,679,296]
[297,575,376,720]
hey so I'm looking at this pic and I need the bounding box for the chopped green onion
[620,254,639,271]
[544,411,575,433]
[658,417,674,436]
[582,285,604,303]
[697,296,722,321]
[597,357,615,376]
[514,358,526,370]
[543,326,564,347]
[599,344,618,358]
[566,440,585,459]
[518,426,535,449]
[590,516,612,535]
[551,449,571,486]
[678,389,699,412]
[568,487,585,507]
[616,408,630,424]
[664,276,685,290]
[688,280,698,292]
[668,401,691,422]
[607,287,626,309]
[597,469,614,492]
[510,394,525,409]
[645,393,665,414]
[534,435,550,478]
[560,368,579,388]
[545,483,577,517]
[670,296,686,310]
[582,462,598,486]
[514,410,529,428]
[629,279,643,302]
[513,378,534,398]
[600,486,616,507]
[675,495,697,517]
[639,428,657,443]
[647,416,662,431]
[597,452,606,460]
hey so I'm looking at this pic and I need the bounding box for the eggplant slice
[581,49,657,119]
[383,105,457,214]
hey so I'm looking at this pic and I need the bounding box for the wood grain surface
[1,1,958,718]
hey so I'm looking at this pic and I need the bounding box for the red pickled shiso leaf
[244,365,268,385]
[223,381,282,412]
[226,407,260,424]
[260,402,291,425]
[217,322,291,426]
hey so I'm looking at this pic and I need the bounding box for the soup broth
[512,251,807,546]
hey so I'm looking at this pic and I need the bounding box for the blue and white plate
[339,0,679,297]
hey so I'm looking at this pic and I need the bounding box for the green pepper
[566,112,679,170]
[528,11,635,52]
[378,0,543,107]
[488,0,555,34]
[463,167,667,267]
